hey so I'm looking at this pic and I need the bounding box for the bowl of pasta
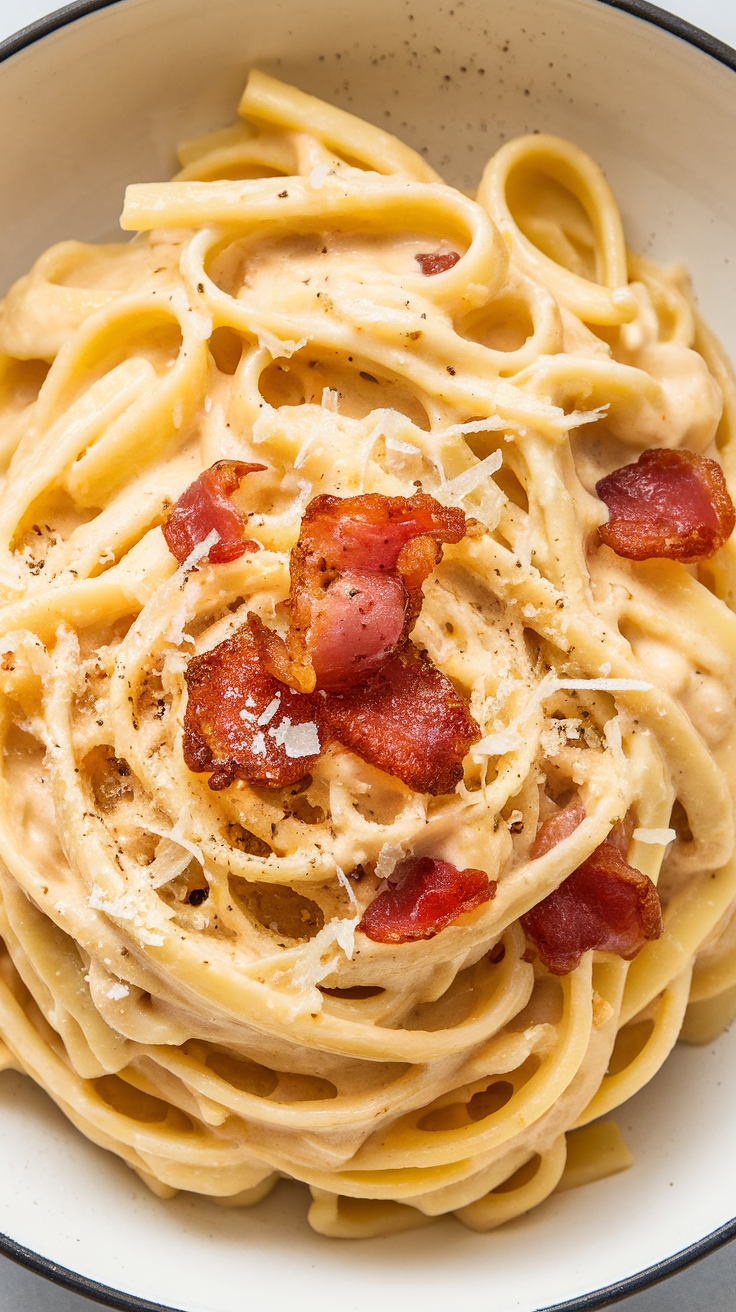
[0,0,735,1309]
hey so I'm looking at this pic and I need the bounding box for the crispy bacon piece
[282,493,466,693]
[530,800,586,859]
[163,460,265,565]
[321,642,480,794]
[183,615,323,790]
[522,841,663,975]
[415,252,461,276]
[596,448,735,563]
[358,856,494,943]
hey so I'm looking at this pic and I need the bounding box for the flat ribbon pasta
[0,72,733,1238]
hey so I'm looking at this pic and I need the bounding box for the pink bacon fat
[529,800,586,860]
[358,856,495,943]
[523,811,663,974]
[163,460,265,565]
[280,492,467,693]
[596,447,735,564]
[179,489,479,799]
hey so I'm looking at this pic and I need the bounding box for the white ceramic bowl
[1,2,736,1309]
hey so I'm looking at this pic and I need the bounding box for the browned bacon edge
[183,615,323,790]
[275,492,466,694]
[596,448,735,564]
[522,821,663,974]
[321,641,480,795]
[358,856,494,943]
[184,628,479,797]
[181,489,478,827]
[163,461,265,565]
[415,252,461,276]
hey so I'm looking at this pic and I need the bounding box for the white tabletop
[0,1,735,1309]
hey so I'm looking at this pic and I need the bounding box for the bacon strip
[281,493,466,693]
[181,491,477,796]
[530,800,586,859]
[606,810,636,858]
[163,460,265,565]
[358,856,494,943]
[415,252,461,276]
[321,642,480,795]
[183,615,323,790]
[522,841,663,975]
[596,448,735,563]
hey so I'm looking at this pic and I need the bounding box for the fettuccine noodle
[0,71,734,1237]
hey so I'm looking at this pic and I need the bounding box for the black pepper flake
[188,887,209,907]
[447,365,456,375]
[278,190,289,198]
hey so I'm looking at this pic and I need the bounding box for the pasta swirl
[0,72,734,1237]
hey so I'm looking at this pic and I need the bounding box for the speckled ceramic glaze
[0,2,735,1309]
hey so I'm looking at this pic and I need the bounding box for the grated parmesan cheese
[309,163,330,188]
[633,827,677,845]
[385,435,422,457]
[88,884,165,946]
[253,326,308,359]
[472,727,523,759]
[147,837,195,889]
[258,695,281,725]
[443,449,502,499]
[177,529,220,577]
[146,819,207,868]
[106,982,129,1001]
[138,929,165,947]
[283,721,320,758]
[269,718,291,747]
[288,911,361,1014]
[439,417,512,440]
[603,716,626,768]
[375,841,406,880]
[336,866,358,909]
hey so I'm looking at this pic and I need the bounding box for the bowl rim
[0,0,734,1309]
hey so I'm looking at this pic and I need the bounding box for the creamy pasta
[0,71,734,1238]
